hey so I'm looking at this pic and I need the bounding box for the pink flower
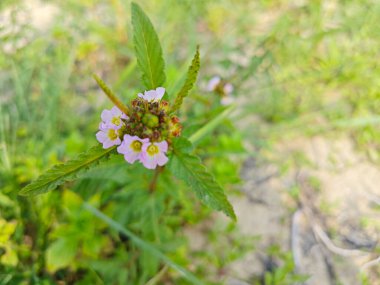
[207,76,221,91]
[101,106,128,129]
[96,123,122,148]
[117,135,149,164]
[138,87,165,102]
[140,141,169,169]
[223,83,234,95]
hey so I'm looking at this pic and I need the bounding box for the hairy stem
[149,166,164,193]
[93,74,130,115]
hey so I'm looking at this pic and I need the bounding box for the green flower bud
[142,113,159,128]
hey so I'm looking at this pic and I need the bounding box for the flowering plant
[95,86,184,169]
[19,3,236,220]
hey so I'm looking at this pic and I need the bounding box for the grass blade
[189,105,236,145]
[84,203,205,285]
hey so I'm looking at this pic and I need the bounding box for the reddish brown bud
[152,130,161,141]
[172,129,181,137]
[160,100,170,112]
[171,116,180,124]
[150,102,159,110]
[131,99,140,107]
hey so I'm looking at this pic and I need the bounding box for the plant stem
[146,265,169,285]
[149,166,163,193]
[93,74,130,115]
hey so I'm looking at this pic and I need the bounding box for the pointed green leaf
[131,2,166,90]
[170,46,200,113]
[19,145,116,196]
[168,138,236,220]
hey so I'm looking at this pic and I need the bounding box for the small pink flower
[117,135,149,164]
[101,106,128,129]
[140,141,169,169]
[207,76,221,91]
[223,83,234,95]
[96,124,122,148]
[138,87,165,102]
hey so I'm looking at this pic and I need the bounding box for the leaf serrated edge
[171,144,236,220]
[131,2,166,90]
[170,46,200,114]
[19,145,116,196]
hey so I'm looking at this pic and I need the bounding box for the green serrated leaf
[19,145,116,196]
[168,138,236,220]
[170,47,200,114]
[131,2,166,90]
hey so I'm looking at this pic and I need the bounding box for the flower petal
[117,141,129,154]
[207,76,221,91]
[156,141,168,152]
[110,106,122,116]
[155,87,165,100]
[224,83,234,94]
[102,138,114,149]
[99,122,107,131]
[146,90,157,101]
[118,135,149,164]
[96,130,107,143]
[156,153,168,166]
[125,152,141,164]
[140,153,157,169]
[138,88,166,102]
[101,109,113,122]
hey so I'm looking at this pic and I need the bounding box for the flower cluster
[96,87,182,169]
[207,76,234,105]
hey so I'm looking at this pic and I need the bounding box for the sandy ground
[0,0,57,53]
[219,134,380,285]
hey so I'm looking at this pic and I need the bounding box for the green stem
[93,74,130,116]
[146,265,169,285]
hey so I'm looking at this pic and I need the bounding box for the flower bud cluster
[125,98,181,143]
[96,87,182,169]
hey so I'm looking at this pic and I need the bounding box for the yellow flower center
[107,129,118,140]
[147,144,159,156]
[111,116,121,126]
[130,140,142,152]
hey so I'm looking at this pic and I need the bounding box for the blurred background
[1,0,379,284]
